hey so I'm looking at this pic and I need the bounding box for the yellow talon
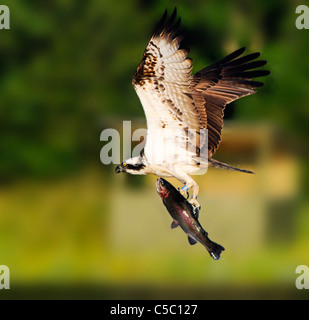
[189,197,201,211]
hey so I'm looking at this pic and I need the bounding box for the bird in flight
[115,8,269,210]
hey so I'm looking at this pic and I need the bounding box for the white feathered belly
[145,128,193,164]
[144,128,208,176]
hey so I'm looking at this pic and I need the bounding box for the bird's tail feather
[208,158,254,174]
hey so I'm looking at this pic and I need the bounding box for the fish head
[156,178,170,199]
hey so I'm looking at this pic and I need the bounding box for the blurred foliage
[0,0,308,183]
[0,0,309,299]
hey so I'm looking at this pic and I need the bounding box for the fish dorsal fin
[188,236,198,245]
[171,220,179,229]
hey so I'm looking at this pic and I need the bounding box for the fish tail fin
[208,158,255,174]
[206,241,225,261]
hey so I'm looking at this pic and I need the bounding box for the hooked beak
[115,165,122,173]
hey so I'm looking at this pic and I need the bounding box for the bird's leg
[178,185,189,199]
[179,184,200,217]
[189,182,201,213]
[168,166,201,212]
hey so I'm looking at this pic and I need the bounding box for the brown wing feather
[132,9,203,132]
[132,9,206,159]
[132,10,270,160]
[190,47,270,156]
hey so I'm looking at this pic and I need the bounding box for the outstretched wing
[132,9,204,164]
[132,9,202,132]
[191,47,270,157]
[132,9,270,164]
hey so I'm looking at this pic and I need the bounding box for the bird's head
[115,156,146,175]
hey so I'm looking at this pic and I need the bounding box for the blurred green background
[1,0,309,299]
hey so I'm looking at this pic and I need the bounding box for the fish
[156,178,225,260]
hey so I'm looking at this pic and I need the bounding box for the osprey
[115,9,269,209]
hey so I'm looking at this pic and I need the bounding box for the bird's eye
[123,162,127,167]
